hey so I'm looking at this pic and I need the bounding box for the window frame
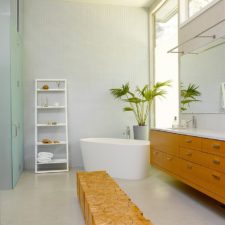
[179,0,221,28]
[149,0,179,128]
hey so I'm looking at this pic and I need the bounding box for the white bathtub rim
[80,138,150,146]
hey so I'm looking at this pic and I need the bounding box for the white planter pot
[133,125,148,140]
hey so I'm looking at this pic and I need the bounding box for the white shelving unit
[35,79,69,173]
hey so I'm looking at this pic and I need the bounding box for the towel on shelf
[38,152,53,158]
[37,158,52,163]
[37,152,54,163]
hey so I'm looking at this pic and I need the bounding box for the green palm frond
[181,99,200,105]
[180,83,201,111]
[110,83,130,99]
[143,81,171,101]
[123,107,133,111]
[154,80,172,89]
[125,97,142,104]
[136,85,148,97]
[181,83,201,99]
[181,107,187,112]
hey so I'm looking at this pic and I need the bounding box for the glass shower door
[11,0,24,188]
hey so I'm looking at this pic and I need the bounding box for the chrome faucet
[186,116,197,128]
[123,126,131,139]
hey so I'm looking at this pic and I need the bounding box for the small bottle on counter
[172,116,179,129]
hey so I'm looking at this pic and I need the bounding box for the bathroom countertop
[151,127,225,141]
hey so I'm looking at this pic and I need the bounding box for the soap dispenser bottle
[172,116,179,129]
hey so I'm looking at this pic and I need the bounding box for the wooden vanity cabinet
[150,130,225,204]
[151,131,179,175]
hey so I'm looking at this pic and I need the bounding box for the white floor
[0,168,224,225]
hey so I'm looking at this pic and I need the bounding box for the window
[189,0,214,17]
[150,0,179,128]
[180,0,219,25]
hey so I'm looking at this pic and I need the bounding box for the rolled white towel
[38,152,53,158]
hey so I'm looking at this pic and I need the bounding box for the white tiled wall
[23,0,149,169]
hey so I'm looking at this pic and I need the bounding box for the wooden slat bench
[77,171,153,225]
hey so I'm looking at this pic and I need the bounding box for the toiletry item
[56,81,61,89]
[42,138,52,144]
[41,97,45,106]
[44,97,48,107]
[172,116,179,129]
[42,84,49,90]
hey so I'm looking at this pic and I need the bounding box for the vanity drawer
[180,147,225,173]
[162,153,179,175]
[180,159,225,197]
[204,154,225,174]
[202,138,225,157]
[151,149,164,167]
[179,148,206,164]
[151,130,179,156]
[179,159,199,184]
[208,171,225,197]
[179,159,213,191]
[195,165,225,195]
[179,135,202,150]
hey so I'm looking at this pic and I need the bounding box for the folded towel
[38,152,53,158]
[38,156,52,160]
[37,158,52,163]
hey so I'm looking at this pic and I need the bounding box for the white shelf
[35,79,69,174]
[36,79,66,81]
[37,141,67,146]
[37,89,65,92]
[37,106,65,109]
[36,169,68,174]
[37,159,67,165]
[37,123,66,127]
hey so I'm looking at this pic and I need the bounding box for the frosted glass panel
[11,0,24,188]
[0,0,13,189]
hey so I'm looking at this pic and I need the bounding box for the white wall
[23,0,149,170]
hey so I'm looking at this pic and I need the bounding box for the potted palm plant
[110,81,171,140]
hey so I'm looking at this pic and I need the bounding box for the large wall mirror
[180,41,225,113]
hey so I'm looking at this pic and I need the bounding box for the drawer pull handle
[212,174,221,180]
[212,159,220,165]
[185,152,192,157]
[167,157,172,161]
[212,144,220,149]
[186,140,192,143]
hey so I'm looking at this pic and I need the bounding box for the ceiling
[63,0,157,7]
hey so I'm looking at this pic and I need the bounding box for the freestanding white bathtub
[80,138,150,180]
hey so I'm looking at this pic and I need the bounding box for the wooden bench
[77,171,153,225]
